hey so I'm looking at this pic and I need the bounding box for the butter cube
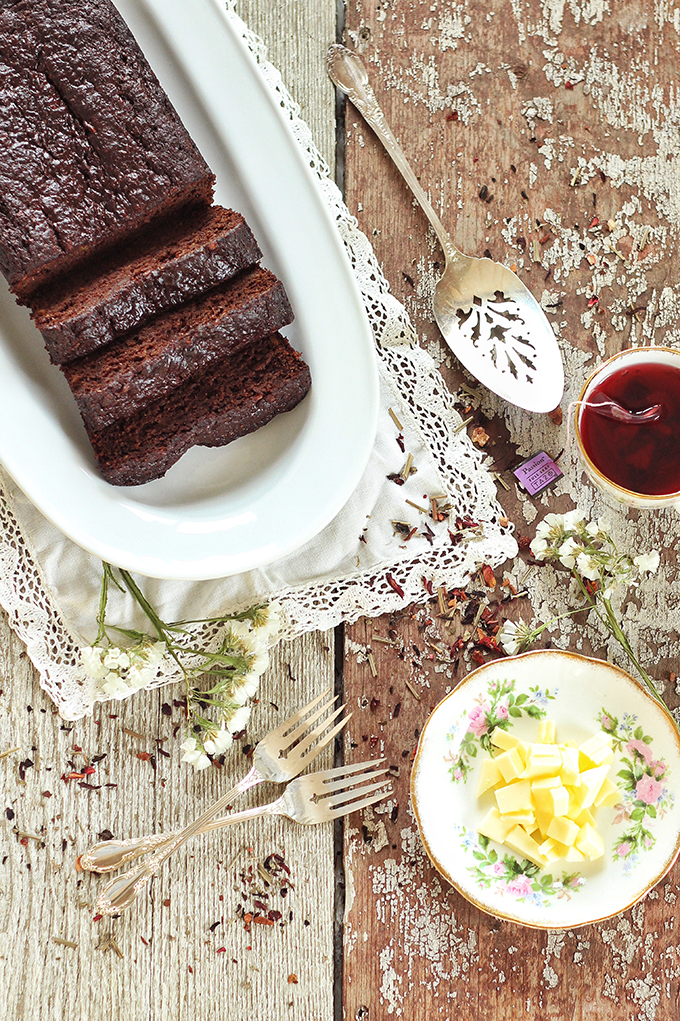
[577,765,610,808]
[547,785,570,817]
[579,732,614,769]
[534,808,554,839]
[593,776,620,808]
[477,807,515,844]
[495,747,525,782]
[565,844,586,862]
[496,779,532,814]
[569,807,595,828]
[523,745,563,778]
[575,822,605,861]
[477,756,504,797]
[537,719,557,743]
[537,837,562,863]
[505,825,549,868]
[546,815,580,847]
[503,810,536,827]
[559,747,580,785]
[531,775,562,790]
[491,728,524,754]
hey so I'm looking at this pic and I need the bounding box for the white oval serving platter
[0,0,378,580]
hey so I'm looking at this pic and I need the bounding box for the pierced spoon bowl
[327,44,565,414]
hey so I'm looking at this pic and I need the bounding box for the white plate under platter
[0,0,378,580]
[411,650,680,929]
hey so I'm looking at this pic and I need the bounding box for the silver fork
[93,688,348,914]
[86,760,390,876]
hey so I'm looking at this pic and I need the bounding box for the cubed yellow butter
[593,776,620,808]
[534,808,554,838]
[531,775,562,790]
[496,779,532,814]
[575,822,605,861]
[495,747,525,782]
[523,745,563,778]
[477,807,515,844]
[546,815,580,847]
[537,719,557,743]
[570,807,595,828]
[490,728,524,753]
[537,837,562,863]
[476,756,504,797]
[579,733,615,768]
[577,765,610,808]
[559,747,580,785]
[565,845,586,862]
[503,810,536,827]
[547,785,570,817]
[504,825,549,868]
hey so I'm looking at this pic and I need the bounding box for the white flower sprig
[499,510,666,714]
[80,564,283,769]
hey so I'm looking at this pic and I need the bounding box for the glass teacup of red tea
[575,347,680,508]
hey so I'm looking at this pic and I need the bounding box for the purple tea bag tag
[512,451,563,496]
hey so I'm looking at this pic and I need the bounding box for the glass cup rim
[574,345,680,502]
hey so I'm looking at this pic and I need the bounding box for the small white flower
[181,744,211,769]
[228,705,251,734]
[498,620,532,656]
[204,729,232,756]
[142,642,166,669]
[249,645,270,676]
[240,672,260,697]
[126,665,150,691]
[181,737,199,753]
[576,551,600,581]
[585,521,599,538]
[534,512,564,542]
[530,537,549,560]
[634,551,660,575]
[558,536,580,569]
[101,673,130,697]
[103,648,130,671]
[231,684,250,706]
[81,646,108,680]
[255,601,283,643]
[562,509,585,534]
[228,620,252,643]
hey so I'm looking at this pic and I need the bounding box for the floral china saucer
[410,649,680,929]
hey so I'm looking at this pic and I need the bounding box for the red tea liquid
[580,360,680,495]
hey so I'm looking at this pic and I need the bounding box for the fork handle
[82,798,287,874]
[96,765,265,914]
[327,43,460,263]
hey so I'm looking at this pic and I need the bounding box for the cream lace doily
[0,4,517,720]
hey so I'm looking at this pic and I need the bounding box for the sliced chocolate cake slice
[87,333,312,487]
[0,0,214,297]
[30,205,262,364]
[63,267,294,431]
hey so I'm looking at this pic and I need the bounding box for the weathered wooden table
[1,2,679,1019]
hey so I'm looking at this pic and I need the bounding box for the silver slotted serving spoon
[327,43,565,414]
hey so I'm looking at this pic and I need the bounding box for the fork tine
[320,767,390,795]
[280,694,338,749]
[327,786,392,819]
[328,778,392,808]
[316,758,385,782]
[264,687,333,742]
[290,705,347,762]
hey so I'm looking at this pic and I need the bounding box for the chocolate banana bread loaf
[63,267,294,431]
[0,0,214,297]
[30,205,261,364]
[87,333,312,487]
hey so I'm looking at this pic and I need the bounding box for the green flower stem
[571,571,672,716]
